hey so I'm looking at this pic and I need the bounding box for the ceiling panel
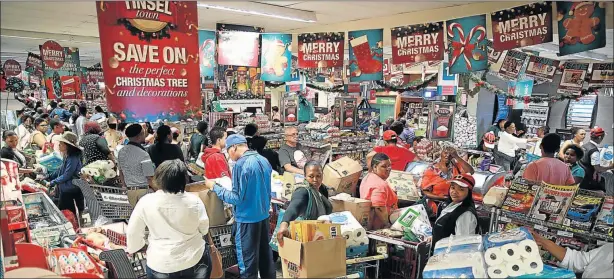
[254,1,305,7]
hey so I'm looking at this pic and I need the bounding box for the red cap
[483,132,496,148]
[591,126,605,137]
[383,130,397,141]
[450,173,476,190]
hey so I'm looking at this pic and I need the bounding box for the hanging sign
[40,40,65,69]
[486,40,504,65]
[339,97,358,130]
[437,62,458,96]
[525,56,560,82]
[348,29,383,82]
[558,62,589,95]
[495,94,509,122]
[3,60,21,77]
[509,79,534,109]
[283,93,299,125]
[588,63,613,87]
[427,101,456,141]
[261,33,292,82]
[217,31,260,67]
[391,22,444,64]
[491,2,553,51]
[298,32,344,69]
[198,30,216,81]
[557,2,607,56]
[446,15,488,74]
[25,52,43,77]
[498,50,528,80]
[96,1,202,122]
[41,47,81,100]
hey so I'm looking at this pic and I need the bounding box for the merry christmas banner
[260,33,292,82]
[96,1,202,122]
[498,50,528,80]
[298,32,344,69]
[558,62,589,95]
[198,30,216,81]
[25,52,43,77]
[525,56,560,82]
[588,63,613,87]
[348,29,383,82]
[3,60,21,77]
[557,2,607,56]
[446,15,488,74]
[41,45,81,100]
[391,22,444,64]
[491,2,553,51]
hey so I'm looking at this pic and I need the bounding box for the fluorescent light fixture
[197,2,316,23]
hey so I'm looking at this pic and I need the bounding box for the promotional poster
[557,2,607,56]
[588,63,613,87]
[348,29,383,82]
[217,31,260,67]
[491,2,553,51]
[96,1,202,122]
[525,56,560,82]
[198,30,216,81]
[298,32,344,69]
[498,50,528,80]
[25,52,43,77]
[558,62,589,95]
[41,46,81,100]
[216,65,264,100]
[40,40,65,69]
[283,93,299,125]
[446,15,488,74]
[495,94,509,122]
[508,79,534,109]
[260,33,292,82]
[428,101,455,141]
[3,60,21,77]
[486,40,504,64]
[391,23,444,64]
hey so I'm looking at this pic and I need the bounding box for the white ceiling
[1,1,612,67]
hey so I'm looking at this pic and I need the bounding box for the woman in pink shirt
[523,133,575,185]
[360,153,398,230]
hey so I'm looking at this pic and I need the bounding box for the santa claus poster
[391,23,444,64]
[298,32,344,69]
[445,15,488,74]
[260,33,292,82]
[557,2,606,56]
[348,29,383,82]
[491,2,553,51]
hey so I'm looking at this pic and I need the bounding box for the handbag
[207,234,224,279]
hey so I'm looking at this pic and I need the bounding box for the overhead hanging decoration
[6,77,25,93]
[374,73,438,92]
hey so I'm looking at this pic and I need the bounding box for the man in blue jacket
[204,134,275,279]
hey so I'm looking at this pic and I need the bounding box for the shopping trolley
[73,179,133,223]
[367,232,431,279]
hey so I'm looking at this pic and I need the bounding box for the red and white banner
[298,32,344,68]
[391,22,444,64]
[491,2,553,51]
[96,1,202,122]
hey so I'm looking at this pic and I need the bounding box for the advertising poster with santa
[498,50,528,80]
[2,60,21,77]
[588,63,613,87]
[198,30,216,81]
[25,52,43,77]
[348,29,383,82]
[298,32,344,69]
[446,15,488,74]
[491,2,553,51]
[558,62,589,95]
[391,23,444,64]
[40,41,82,100]
[525,56,559,82]
[96,1,202,122]
[260,33,292,82]
[557,2,606,56]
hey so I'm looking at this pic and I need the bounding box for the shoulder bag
[207,234,224,279]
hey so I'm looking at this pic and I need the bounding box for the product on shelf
[563,189,605,231]
[529,183,578,224]
[592,196,613,237]
[501,180,540,214]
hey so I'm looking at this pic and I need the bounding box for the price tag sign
[534,224,548,231]
[557,231,573,238]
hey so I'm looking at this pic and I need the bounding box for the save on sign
[113,43,187,64]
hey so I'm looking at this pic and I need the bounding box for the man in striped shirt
[117,124,155,207]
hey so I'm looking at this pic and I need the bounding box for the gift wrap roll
[522,256,544,274]
[505,260,525,277]
[484,247,504,267]
[518,239,540,259]
[501,243,521,261]
[487,265,508,279]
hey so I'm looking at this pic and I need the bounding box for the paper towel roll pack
[434,235,484,255]
[423,251,488,279]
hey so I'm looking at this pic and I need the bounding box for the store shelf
[8,221,27,231]
[498,210,613,242]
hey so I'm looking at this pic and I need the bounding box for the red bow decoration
[447,23,486,71]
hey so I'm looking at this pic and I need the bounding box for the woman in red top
[420,145,474,215]
[360,153,399,230]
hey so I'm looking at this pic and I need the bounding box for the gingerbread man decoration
[562,2,600,45]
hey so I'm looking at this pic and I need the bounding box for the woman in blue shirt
[45,132,84,215]
[563,144,585,185]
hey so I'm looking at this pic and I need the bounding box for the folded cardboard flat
[279,237,346,278]
[323,156,362,195]
[330,197,372,228]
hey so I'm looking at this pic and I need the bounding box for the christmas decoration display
[25,52,43,77]
[557,2,607,56]
[298,32,345,69]
[391,22,444,64]
[261,33,292,82]
[217,66,264,100]
[348,29,384,82]
[40,40,65,69]
[3,60,22,77]
[6,77,25,93]
[491,2,553,51]
[198,30,216,81]
[446,15,488,74]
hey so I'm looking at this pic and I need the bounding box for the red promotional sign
[491,2,553,51]
[391,22,444,64]
[298,32,344,68]
[3,60,22,77]
[40,40,65,69]
[96,1,202,122]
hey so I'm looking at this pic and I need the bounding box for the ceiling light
[197,2,316,23]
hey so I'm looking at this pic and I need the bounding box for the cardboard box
[386,170,421,201]
[279,237,347,278]
[330,198,372,228]
[281,172,304,200]
[290,221,341,243]
[323,156,363,195]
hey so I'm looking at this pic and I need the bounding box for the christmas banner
[217,66,264,100]
[391,22,444,64]
[40,40,65,69]
[588,63,613,87]
[558,62,589,95]
[198,30,216,81]
[491,2,553,51]
[41,47,81,100]
[217,31,260,67]
[498,50,528,80]
[348,29,383,82]
[260,33,292,82]
[25,52,43,77]
[3,60,21,77]
[525,56,560,82]
[508,79,534,109]
[446,15,488,74]
[557,2,607,56]
[298,32,344,69]
[96,1,202,122]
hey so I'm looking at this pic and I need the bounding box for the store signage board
[491,2,553,51]
[588,63,613,87]
[445,15,488,74]
[495,94,509,122]
[25,52,43,77]
[557,2,607,56]
[391,22,444,64]
[219,99,265,113]
[498,50,528,80]
[508,79,534,109]
[96,1,202,122]
[525,56,560,82]
[261,33,293,82]
[437,62,458,96]
[41,46,82,100]
[557,62,589,96]
[198,30,216,81]
[376,96,396,105]
[3,60,21,77]
[348,29,384,82]
[298,32,345,69]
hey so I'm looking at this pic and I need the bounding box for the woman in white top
[532,230,613,278]
[495,122,537,171]
[15,114,34,151]
[558,127,586,159]
[127,159,212,279]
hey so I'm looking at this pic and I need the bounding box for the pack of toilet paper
[483,227,544,278]
[37,152,63,173]
[81,160,117,183]
[318,211,368,249]
[423,251,488,279]
[433,234,484,255]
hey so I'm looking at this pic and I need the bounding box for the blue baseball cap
[226,134,247,148]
